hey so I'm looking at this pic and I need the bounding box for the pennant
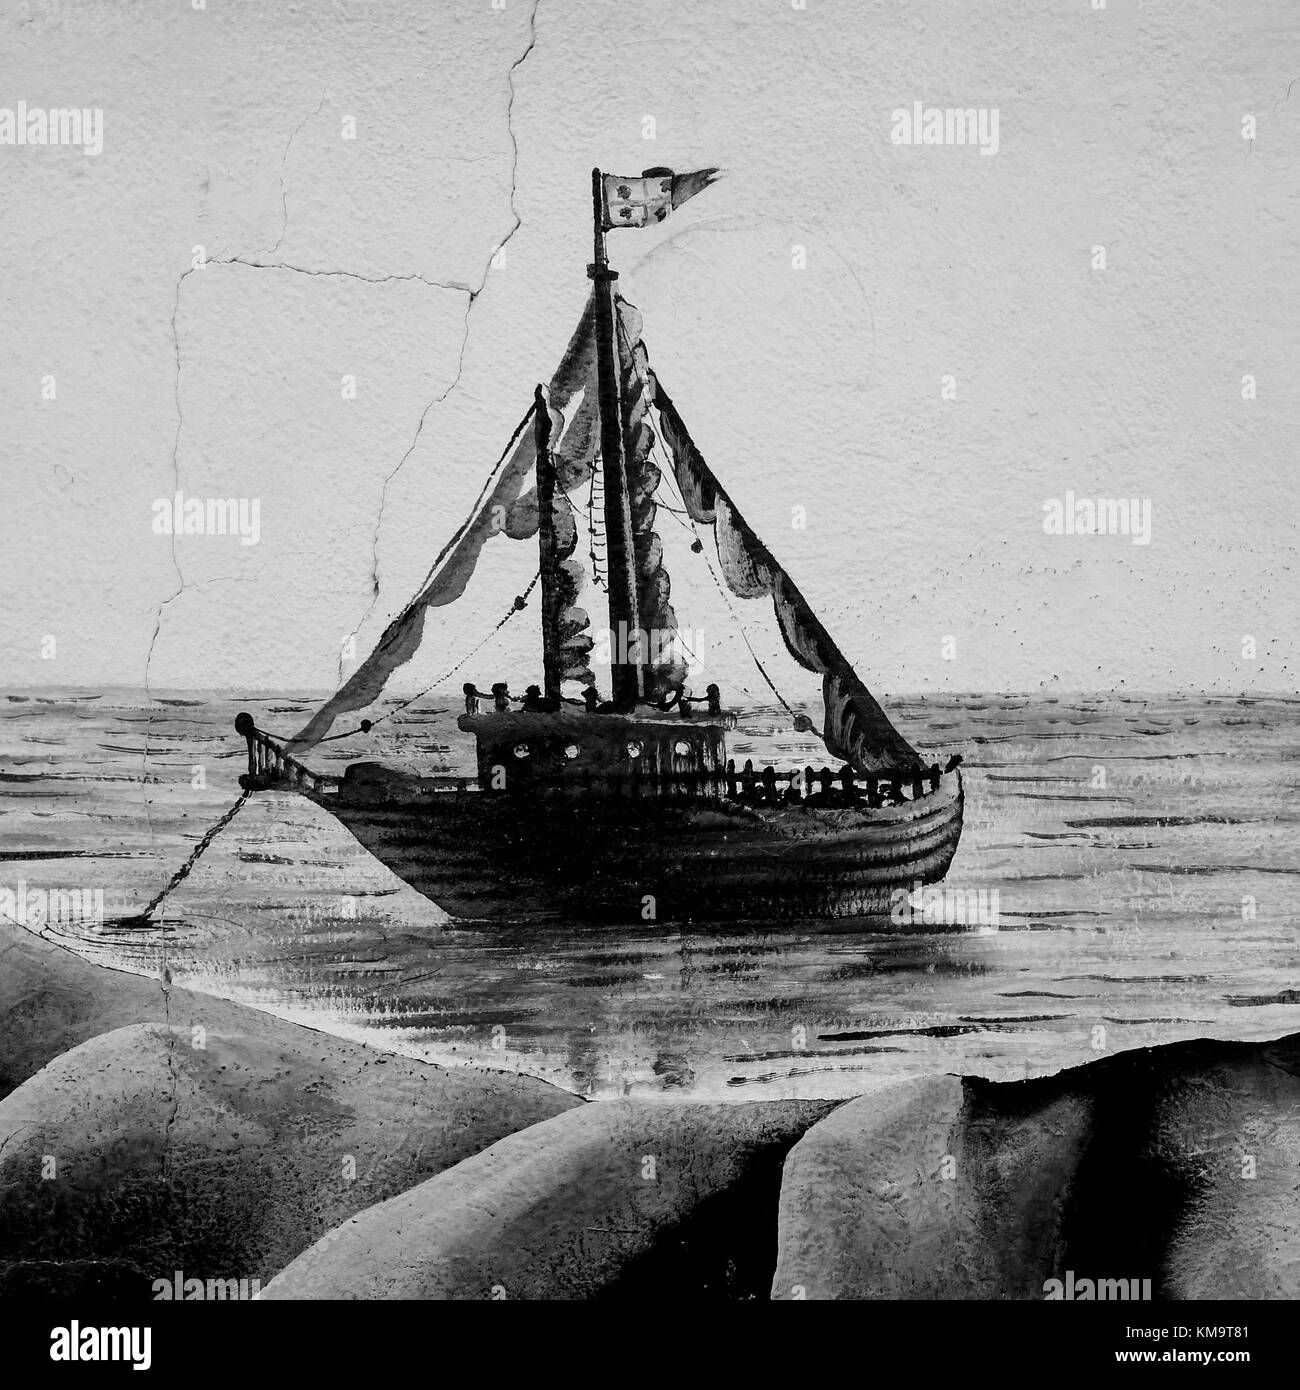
[601,166,722,231]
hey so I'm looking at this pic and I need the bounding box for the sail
[290,294,598,750]
[616,297,687,700]
[650,374,923,775]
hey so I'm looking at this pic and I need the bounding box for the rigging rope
[363,570,541,728]
[642,394,804,722]
[585,456,608,590]
[696,531,798,718]
[330,400,538,696]
[403,403,537,610]
[304,397,549,745]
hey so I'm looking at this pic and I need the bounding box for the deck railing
[235,714,339,794]
[723,759,947,808]
[236,715,957,807]
[472,760,952,805]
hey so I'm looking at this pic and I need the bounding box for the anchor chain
[115,788,253,927]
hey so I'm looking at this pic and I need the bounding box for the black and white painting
[1,0,1296,1353]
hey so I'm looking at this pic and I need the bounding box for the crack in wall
[139,265,205,866]
[339,0,542,677]
[149,0,542,696]
[225,255,474,293]
[159,962,180,1185]
[145,253,475,706]
[261,88,328,260]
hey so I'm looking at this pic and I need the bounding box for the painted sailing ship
[235,167,964,924]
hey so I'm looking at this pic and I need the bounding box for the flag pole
[588,168,644,708]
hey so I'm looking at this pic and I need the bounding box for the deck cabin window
[626,740,642,759]
[564,743,580,759]
[512,743,530,759]
[673,740,692,757]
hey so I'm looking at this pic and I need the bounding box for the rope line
[121,788,254,925]
[403,403,537,610]
[365,570,541,727]
[642,393,802,720]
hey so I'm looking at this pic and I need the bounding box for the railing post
[235,713,257,779]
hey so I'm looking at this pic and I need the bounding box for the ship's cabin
[457,695,736,799]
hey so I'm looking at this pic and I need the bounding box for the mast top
[588,165,644,708]
[589,167,618,283]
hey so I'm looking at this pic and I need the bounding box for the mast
[533,384,563,703]
[589,167,644,708]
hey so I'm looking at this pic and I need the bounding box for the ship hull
[295,772,964,926]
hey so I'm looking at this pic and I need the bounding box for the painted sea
[3,689,1297,1103]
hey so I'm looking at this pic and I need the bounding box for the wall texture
[1,0,1296,697]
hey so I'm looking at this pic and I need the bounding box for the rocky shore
[3,920,1296,1300]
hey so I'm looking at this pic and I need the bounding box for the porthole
[673,740,692,757]
[512,743,530,759]
[626,740,643,759]
[564,743,580,759]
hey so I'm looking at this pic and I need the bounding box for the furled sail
[550,493,594,685]
[650,374,923,775]
[616,297,687,700]
[290,295,598,751]
[536,390,594,688]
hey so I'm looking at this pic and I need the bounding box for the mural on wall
[1,0,1298,1331]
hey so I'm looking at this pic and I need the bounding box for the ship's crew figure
[656,684,686,713]
[521,684,561,713]
[463,682,483,715]
[491,682,510,712]
[674,683,723,718]
[581,687,599,714]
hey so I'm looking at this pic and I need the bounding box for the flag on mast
[600,166,722,230]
